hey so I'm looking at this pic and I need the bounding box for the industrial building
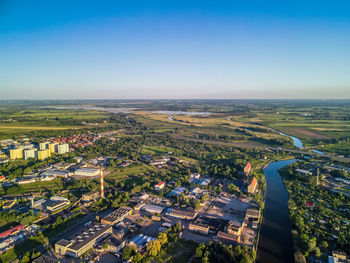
[129,234,155,250]
[82,190,100,202]
[217,231,240,243]
[141,204,165,214]
[101,207,132,225]
[46,198,70,212]
[168,186,186,197]
[55,222,112,258]
[226,220,243,236]
[74,167,101,177]
[166,208,197,220]
[188,221,210,235]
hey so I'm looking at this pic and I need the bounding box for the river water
[271,128,325,155]
[257,159,296,263]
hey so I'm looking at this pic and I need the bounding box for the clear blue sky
[0,0,349,99]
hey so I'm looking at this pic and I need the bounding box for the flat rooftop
[102,207,132,223]
[57,222,111,252]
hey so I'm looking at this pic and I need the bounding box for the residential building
[48,143,58,154]
[247,177,258,194]
[0,225,26,239]
[23,149,37,160]
[101,207,132,225]
[37,149,50,160]
[55,222,112,258]
[154,181,165,190]
[244,162,251,174]
[190,173,201,179]
[9,148,23,160]
[39,142,49,150]
[57,143,69,154]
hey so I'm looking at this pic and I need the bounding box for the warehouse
[55,222,112,258]
[141,204,165,214]
[74,167,101,177]
[166,208,197,220]
[101,207,132,225]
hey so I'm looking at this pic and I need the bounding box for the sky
[0,0,349,100]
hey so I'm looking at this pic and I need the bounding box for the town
[0,100,349,263]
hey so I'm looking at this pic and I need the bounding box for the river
[257,159,296,263]
[271,128,325,155]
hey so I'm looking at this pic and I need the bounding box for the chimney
[100,168,104,198]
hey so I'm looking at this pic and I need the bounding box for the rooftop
[57,222,112,251]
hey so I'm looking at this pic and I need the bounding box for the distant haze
[0,0,349,99]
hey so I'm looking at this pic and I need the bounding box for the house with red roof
[244,162,251,174]
[154,181,165,190]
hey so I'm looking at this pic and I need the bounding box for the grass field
[0,107,110,137]
[106,163,156,182]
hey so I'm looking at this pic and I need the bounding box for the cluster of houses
[0,224,40,254]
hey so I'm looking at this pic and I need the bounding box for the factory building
[141,204,165,214]
[74,167,101,177]
[55,222,112,258]
[166,208,197,220]
[101,207,132,225]
[82,190,100,202]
